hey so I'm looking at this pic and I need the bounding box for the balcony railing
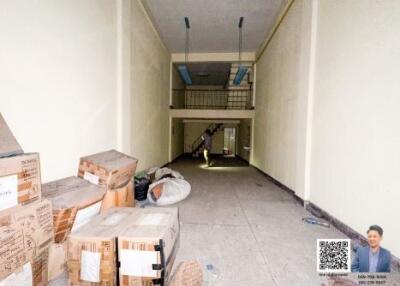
[172,89,253,110]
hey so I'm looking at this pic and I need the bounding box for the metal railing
[172,89,253,110]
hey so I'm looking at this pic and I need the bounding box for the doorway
[223,127,236,156]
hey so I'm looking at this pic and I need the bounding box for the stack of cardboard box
[0,113,54,286]
[42,149,138,244]
[0,113,181,285]
[43,150,138,282]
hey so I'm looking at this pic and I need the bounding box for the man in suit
[351,225,391,272]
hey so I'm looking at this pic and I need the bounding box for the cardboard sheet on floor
[0,113,23,158]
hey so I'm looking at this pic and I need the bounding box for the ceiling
[175,62,231,86]
[144,0,285,53]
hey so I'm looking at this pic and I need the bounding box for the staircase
[191,123,224,157]
[224,63,253,109]
[226,62,253,89]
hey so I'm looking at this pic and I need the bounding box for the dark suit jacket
[351,246,391,272]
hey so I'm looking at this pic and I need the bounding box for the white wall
[310,0,400,257]
[171,118,184,160]
[238,119,252,162]
[129,0,171,171]
[170,66,185,160]
[253,0,313,198]
[0,0,118,182]
[254,0,400,257]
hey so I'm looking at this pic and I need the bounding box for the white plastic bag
[148,178,190,206]
[155,167,184,181]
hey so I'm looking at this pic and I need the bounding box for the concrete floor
[170,157,399,286]
[50,157,400,286]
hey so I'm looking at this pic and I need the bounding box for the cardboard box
[0,199,54,280]
[100,181,135,213]
[78,150,138,189]
[118,208,180,286]
[42,176,107,243]
[48,242,67,282]
[0,113,23,158]
[0,249,49,286]
[67,207,179,286]
[0,153,41,211]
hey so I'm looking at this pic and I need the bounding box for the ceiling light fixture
[196,72,209,77]
[178,17,192,85]
[233,17,248,86]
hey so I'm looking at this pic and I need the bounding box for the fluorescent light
[233,66,248,85]
[178,65,192,85]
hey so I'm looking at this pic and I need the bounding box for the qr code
[317,239,351,273]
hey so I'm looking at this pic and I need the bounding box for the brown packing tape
[32,249,49,286]
[18,181,33,192]
[78,162,110,187]
[100,181,134,213]
[52,207,78,243]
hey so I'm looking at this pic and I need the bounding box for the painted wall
[0,0,118,182]
[170,69,185,160]
[310,0,400,257]
[253,0,313,197]
[184,122,224,154]
[237,119,252,162]
[255,0,400,257]
[171,118,184,160]
[129,0,171,171]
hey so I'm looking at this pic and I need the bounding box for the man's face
[367,230,382,249]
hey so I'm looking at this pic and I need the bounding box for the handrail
[172,89,253,110]
[173,88,252,91]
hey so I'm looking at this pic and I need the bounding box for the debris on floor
[169,260,203,286]
[134,175,151,201]
[302,216,330,228]
[203,263,220,285]
[138,166,192,206]
[154,167,185,181]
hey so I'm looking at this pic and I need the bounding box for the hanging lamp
[233,17,248,86]
[178,17,192,85]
